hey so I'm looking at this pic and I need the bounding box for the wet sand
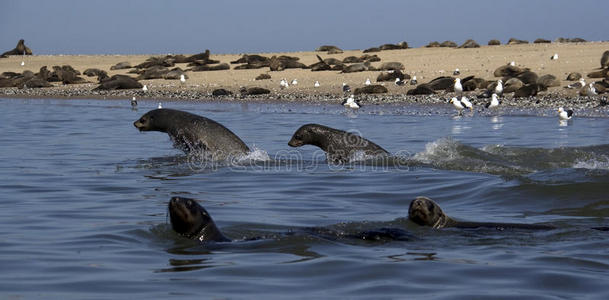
[1,42,608,109]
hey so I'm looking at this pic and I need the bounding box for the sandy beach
[1,42,608,108]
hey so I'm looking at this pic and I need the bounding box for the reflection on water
[1,98,609,299]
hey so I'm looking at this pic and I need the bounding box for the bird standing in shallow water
[342,95,361,109]
[558,107,573,120]
[450,97,465,115]
[131,97,138,109]
[486,93,500,109]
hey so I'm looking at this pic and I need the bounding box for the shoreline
[1,42,608,113]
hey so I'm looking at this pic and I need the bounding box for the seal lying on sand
[134,109,250,159]
[408,196,556,230]
[169,197,231,242]
[288,124,389,163]
[169,196,416,243]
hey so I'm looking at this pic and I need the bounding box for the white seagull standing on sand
[280,78,289,89]
[495,79,503,96]
[180,74,186,85]
[582,83,597,97]
[142,85,148,92]
[558,107,573,120]
[509,61,516,66]
[20,61,25,66]
[365,78,371,86]
[453,68,460,75]
[454,78,463,96]
[314,81,320,88]
[567,78,586,89]
[486,93,500,109]
[342,82,351,93]
[551,53,559,60]
[395,77,405,86]
[291,79,298,86]
[410,76,417,85]
[157,102,163,109]
[342,95,360,109]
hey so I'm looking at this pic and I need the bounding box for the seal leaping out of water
[133,108,250,159]
[288,123,389,163]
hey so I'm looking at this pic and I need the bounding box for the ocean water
[1,98,608,299]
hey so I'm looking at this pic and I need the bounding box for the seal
[133,108,250,159]
[168,197,231,242]
[408,196,556,230]
[287,124,389,163]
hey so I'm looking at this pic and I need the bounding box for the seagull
[342,82,351,93]
[280,78,289,89]
[567,78,586,89]
[291,79,298,86]
[131,97,138,108]
[157,102,163,109]
[314,81,320,88]
[453,68,460,75]
[395,77,405,86]
[142,85,148,92]
[454,78,463,96]
[460,96,473,111]
[180,74,186,84]
[341,95,360,109]
[410,76,417,85]
[494,79,503,96]
[20,61,25,66]
[581,83,597,97]
[365,78,371,86]
[551,53,559,60]
[558,107,573,120]
[450,97,465,115]
[485,93,500,109]
[509,61,516,66]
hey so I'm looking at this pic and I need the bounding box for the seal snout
[288,138,304,147]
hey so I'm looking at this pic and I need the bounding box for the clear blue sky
[1,0,606,55]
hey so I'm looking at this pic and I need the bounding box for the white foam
[413,138,460,163]
[573,158,609,170]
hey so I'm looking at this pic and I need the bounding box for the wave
[410,137,609,180]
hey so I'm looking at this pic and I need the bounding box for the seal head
[408,196,451,228]
[168,197,230,242]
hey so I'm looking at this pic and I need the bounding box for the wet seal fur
[134,109,249,159]
[288,123,389,163]
[408,196,556,230]
[168,197,230,242]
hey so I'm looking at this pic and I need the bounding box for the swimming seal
[408,196,556,230]
[133,109,250,159]
[168,197,231,242]
[288,123,389,163]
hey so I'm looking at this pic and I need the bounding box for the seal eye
[427,202,435,211]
